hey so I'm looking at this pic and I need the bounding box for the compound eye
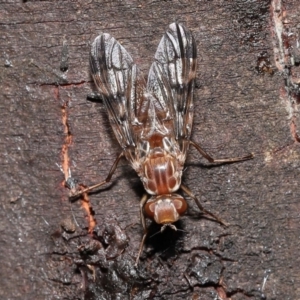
[144,202,155,219]
[173,198,187,215]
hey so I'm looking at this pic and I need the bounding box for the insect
[75,23,253,264]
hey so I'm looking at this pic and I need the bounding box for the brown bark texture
[1,1,300,299]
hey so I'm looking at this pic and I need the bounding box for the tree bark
[1,1,299,299]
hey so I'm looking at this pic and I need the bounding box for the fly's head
[144,194,187,227]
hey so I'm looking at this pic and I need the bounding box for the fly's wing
[90,33,145,150]
[149,23,197,146]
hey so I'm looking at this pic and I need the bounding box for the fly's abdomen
[142,153,182,195]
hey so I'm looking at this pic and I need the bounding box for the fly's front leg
[180,184,227,226]
[70,152,125,198]
[189,140,253,163]
[135,194,149,266]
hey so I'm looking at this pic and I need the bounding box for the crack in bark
[271,0,300,143]
[56,84,96,233]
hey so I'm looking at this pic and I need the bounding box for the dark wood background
[1,1,300,299]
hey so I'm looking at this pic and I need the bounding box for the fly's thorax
[142,150,183,195]
[133,133,184,195]
[144,194,187,224]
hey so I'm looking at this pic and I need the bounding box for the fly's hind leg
[180,184,227,226]
[70,152,125,198]
[135,194,149,266]
[189,140,253,164]
[185,141,253,225]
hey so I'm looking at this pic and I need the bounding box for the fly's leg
[135,194,149,266]
[189,140,253,163]
[180,184,227,226]
[185,141,253,224]
[70,152,125,198]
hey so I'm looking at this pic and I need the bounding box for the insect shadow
[143,220,185,261]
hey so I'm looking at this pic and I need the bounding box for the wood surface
[1,1,300,299]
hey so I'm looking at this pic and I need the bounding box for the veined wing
[149,23,197,145]
[143,61,174,139]
[90,33,145,150]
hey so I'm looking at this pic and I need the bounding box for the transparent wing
[150,23,197,142]
[146,61,174,138]
[90,33,145,149]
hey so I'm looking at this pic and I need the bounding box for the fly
[74,23,253,264]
